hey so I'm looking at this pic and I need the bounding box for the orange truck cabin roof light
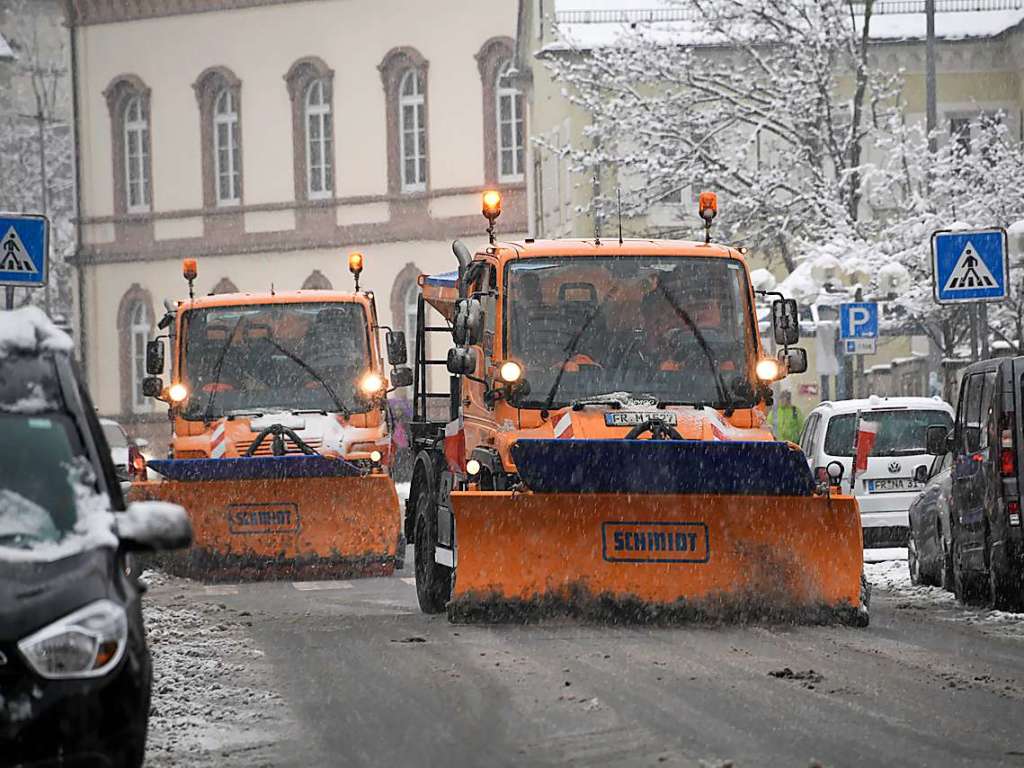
[348,251,364,275]
[482,190,502,220]
[698,191,718,220]
[182,258,198,281]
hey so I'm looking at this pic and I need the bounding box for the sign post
[0,213,49,310]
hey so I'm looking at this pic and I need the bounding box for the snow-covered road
[138,550,1024,767]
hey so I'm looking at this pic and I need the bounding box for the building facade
[69,0,525,445]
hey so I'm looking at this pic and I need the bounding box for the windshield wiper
[542,287,619,413]
[201,316,245,424]
[0,532,44,549]
[265,339,352,419]
[656,284,736,414]
[571,392,657,410]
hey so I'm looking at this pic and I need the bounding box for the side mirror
[772,299,800,346]
[386,330,408,366]
[453,298,484,346]
[117,501,193,552]
[390,366,413,388]
[142,376,163,398]
[926,425,950,456]
[780,347,808,375]
[446,347,478,376]
[914,464,930,484]
[146,339,165,375]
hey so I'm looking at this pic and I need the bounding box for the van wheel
[414,492,452,614]
[908,529,924,586]
[953,542,986,605]
[989,547,1023,612]
[941,541,955,592]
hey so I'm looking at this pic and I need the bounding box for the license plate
[605,411,678,427]
[866,478,919,493]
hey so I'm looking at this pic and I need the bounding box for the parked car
[927,356,1024,610]
[907,451,955,588]
[0,307,191,768]
[100,418,149,484]
[800,396,955,548]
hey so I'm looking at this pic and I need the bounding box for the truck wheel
[414,492,452,614]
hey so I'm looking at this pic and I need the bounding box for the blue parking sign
[0,214,49,288]
[840,302,878,340]
[932,228,1008,304]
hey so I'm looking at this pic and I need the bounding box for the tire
[413,491,452,614]
[941,540,955,593]
[907,527,924,586]
[953,541,986,606]
[989,545,1023,612]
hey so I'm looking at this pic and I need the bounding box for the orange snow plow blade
[447,439,866,625]
[449,491,864,625]
[129,457,401,581]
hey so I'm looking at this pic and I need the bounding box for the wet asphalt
[143,550,1024,768]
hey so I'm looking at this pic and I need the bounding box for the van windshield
[824,409,954,457]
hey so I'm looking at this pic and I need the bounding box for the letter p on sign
[840,302,878,340]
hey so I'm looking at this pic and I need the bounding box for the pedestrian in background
[776,389,804,444]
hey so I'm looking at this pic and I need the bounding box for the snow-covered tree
[543,0,898,272]
[0,0,76,319]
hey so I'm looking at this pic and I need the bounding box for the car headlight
[18,599,128,679]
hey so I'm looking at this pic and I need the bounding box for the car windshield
[0,413,84,548]
[824,409,954,457]
[181,302,372,419]
[504,256,756,408]
[102,423,128,448]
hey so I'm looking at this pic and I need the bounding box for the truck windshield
[504,256,757,408]
[181,302,371,419]
[823,410,954,457]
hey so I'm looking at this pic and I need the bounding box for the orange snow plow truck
[407,190,868,625]
[128,254,413,580]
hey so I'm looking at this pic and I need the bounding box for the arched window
[495,60,524,182]
[123,95,150,212]
[305,78,333,199]
[129,301,151,413]
[214,88,240,205]
[399,69,426,192]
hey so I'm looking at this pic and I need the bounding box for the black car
[907,451,955,589]
[0,311,191,768]
[927,355,1024,610]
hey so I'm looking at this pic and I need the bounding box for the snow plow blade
[448,439,866,625]
[129,457,401,581]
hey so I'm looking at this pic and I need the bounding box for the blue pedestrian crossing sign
[0,214,49,288]
[840,302,878,340]
[931,228,1008,304]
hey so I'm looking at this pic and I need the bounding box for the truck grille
[233,437,323,456]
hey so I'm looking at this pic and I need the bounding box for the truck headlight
[18,600,128,679]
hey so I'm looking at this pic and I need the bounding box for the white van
[799,396,955,548]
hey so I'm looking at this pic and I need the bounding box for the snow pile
[0,461,117,562]
[0,306,73,358]
[116,500,190,549]
[144,582,293,765]
[2,382,57,414]
[0,490,59,541]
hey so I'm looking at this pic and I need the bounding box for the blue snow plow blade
[146,456,364,482]
[509,439,815,496]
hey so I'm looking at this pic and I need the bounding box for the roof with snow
[0,31,13,61]
[0,306,75,358]
[547,0,1024,51]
